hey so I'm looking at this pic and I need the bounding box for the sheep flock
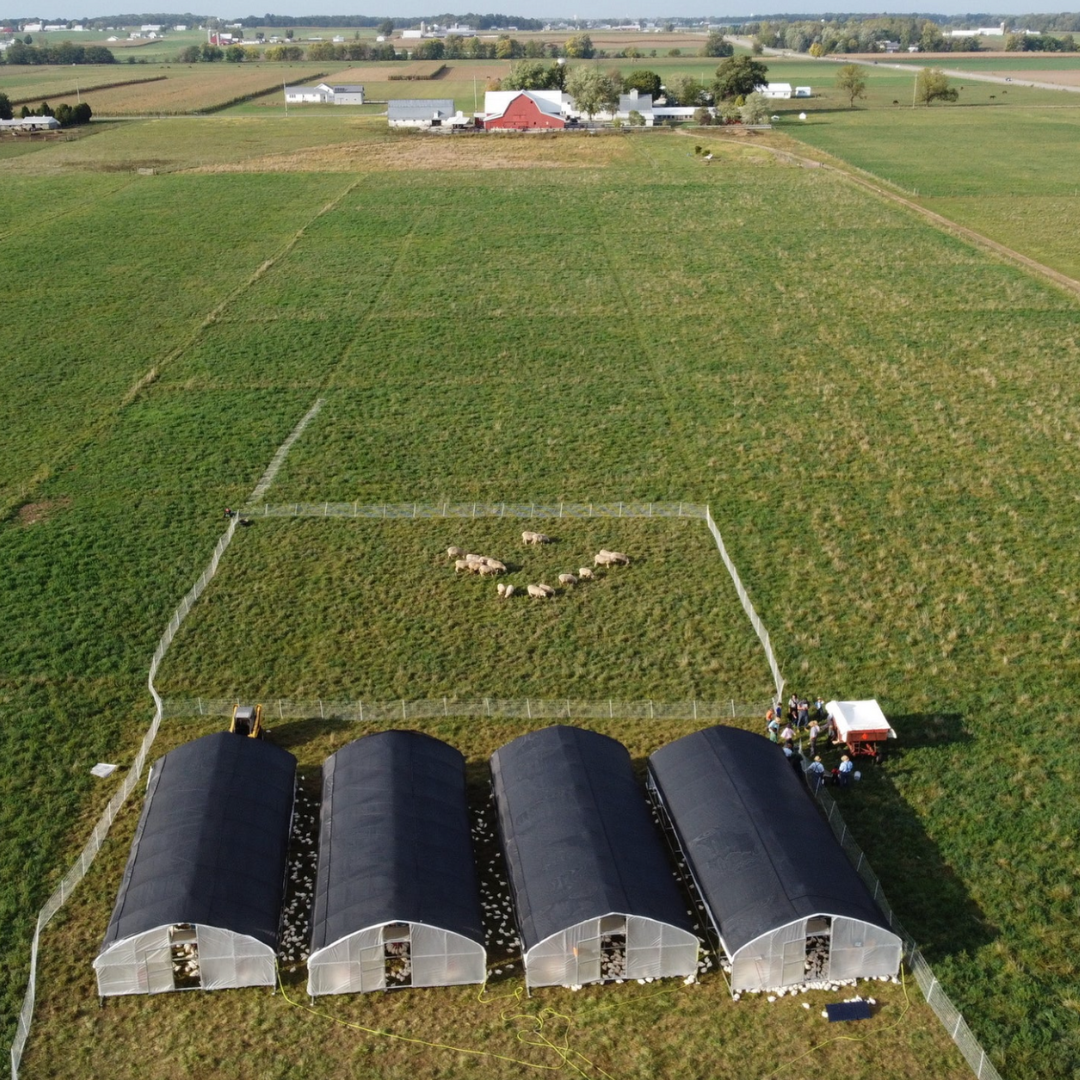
[445,536,631,600]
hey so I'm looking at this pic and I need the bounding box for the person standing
[807,756,826,793]
[780,723,795,746]
[766,709,780,743]
[796,699,809,730]
[808,719,821,757]
[838,754,854,787]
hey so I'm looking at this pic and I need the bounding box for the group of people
[765,694,855,791]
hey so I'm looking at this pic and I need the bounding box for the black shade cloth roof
[310,731,483,953]
[490,725,692,952]
[100,732,296,952]
[648,726,891,955]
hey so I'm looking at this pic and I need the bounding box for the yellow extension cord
[275,962,911,1080]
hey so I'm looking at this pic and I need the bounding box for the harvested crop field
[35,64,326,115]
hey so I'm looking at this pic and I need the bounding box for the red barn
[483,91,567,131]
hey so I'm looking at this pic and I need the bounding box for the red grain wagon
[825,700,897,762]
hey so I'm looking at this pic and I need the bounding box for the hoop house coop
[491,725,698,990]
[308,731,486,995]
[94,732,296,996]
[648,726,901,994]
[827,699,897,761]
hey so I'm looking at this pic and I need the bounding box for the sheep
[594,549,631,567]
[522,530,552,545]
[537,583,555,597]
[527,584,550,599]
[578,567,594,580]
[503,584,515,599]
[447,546,464,559]
[558,573,578,587]
[477,562,500,577]
[497,583,506,597]
[483,557,507,573]
[454,559,471,573]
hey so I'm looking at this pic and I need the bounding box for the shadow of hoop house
[491,725,698,990]
[94,732,297,996]
[648,726,902,994]
[307,730,486,995]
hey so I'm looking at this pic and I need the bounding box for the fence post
[526,699,531,720]
[278,700,283,720]
[318,698,324,719]
[693,699,697,721]
[444,697,448,717]
[402,699,407,722]
[359,700,364,722]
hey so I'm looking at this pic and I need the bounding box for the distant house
[328,84,364,105]
[387,98,456,127]
[794,86,812,98]
[0,116,61,130]
[284,83,364,105]
[481,90,567,130]
[759,82,793,99]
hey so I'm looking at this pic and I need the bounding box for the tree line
[1,40,116,64]
[0,92,93,125]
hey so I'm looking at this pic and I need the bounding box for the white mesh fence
[243,500,707,520]
[803,759,1004,1080]
[162,697,768,723]
[703,506,784,704]
[9,394,323,1079]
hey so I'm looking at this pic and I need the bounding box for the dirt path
[761,139,1080,302]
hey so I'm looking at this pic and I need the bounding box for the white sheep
[522,530,552,545]
[578,567,594,580]
[594,549,630,567]
[497,583,506,597]
[558,573,578,587]
[454,558,470,573]
[447,546,464,559]
[503,584,515,598]
[527,584,549,599]
[537,583,555,597]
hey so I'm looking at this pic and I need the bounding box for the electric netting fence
[10,478,1003,1080]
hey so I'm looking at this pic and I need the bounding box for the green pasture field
[2,120,1080,1079]
[21,714,969,1080]
[155,518,769,702]
[778,100,1080,278]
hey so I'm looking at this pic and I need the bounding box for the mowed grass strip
[22,714,971,1080]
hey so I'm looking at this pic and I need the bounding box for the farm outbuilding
[94,733,296,996]
[308,731,486,995]
[491,725,698,989]
[648,726,902,994]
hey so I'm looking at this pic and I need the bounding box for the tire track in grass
[585,199,702,484]
[1,176,364,522]
[761,137,1080,302]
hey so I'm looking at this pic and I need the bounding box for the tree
[702,30,733,57]
[835,63,868,107]
[565,66,617,119]
[502,60,562,91]
[670,75,708,107]
[225,44,246,62]
[624,69,661,98]
[739,91,771,124]
[693,106,713,125]
[284,29,294,40]
[915,66,958,105]
[377,18,395,37]
[713,55,768,100]
[808,42,825,57]
[627,108,646,126]
[0,92,12,121]
[564,34,594,59]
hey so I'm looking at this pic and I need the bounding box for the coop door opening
[383,924,412,988]
[599,916,628,981]
[169,924,201,989]
[804,917,832,981]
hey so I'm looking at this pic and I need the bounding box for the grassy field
[22,714,969,1080]
[3,113,1080,1080]
[778,95,1080,278]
